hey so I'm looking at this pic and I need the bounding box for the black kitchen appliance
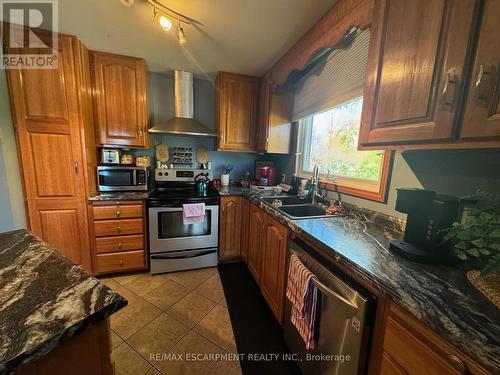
[389,188,459,263]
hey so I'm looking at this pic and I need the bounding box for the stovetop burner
[148,168,219,207]
[148,184,219,207]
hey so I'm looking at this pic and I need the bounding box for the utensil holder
[221,174,230,186]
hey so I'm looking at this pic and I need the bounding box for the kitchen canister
[221,174,230,186]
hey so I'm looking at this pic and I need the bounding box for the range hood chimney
[148,70,217,137]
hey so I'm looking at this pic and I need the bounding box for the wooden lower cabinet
[91,200,148,274]
[17,319,113,375]
[246,202,287,324]
[259,213,288,324]
[240,198,250,263]
[247,203,266,282]
[380,302,490,375]
[219,196,242,260]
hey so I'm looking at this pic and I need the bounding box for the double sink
[260,195,342,220]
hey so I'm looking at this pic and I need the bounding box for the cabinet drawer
[96,250,145,273]
[93,204,142,220]
[380,352,405,375]
[94,219,143,237]
[95,234,144,254]
[384,316,462,374]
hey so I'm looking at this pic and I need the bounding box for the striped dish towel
[286,253,318,350]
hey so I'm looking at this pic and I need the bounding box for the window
[292,28,392,202]
[296,97,391,202]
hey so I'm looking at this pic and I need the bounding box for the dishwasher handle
[290,247,360,314]
[312,277,359,314]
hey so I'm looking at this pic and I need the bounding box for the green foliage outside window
[303,97,382,181]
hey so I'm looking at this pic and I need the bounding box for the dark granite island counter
[0,229,127,375]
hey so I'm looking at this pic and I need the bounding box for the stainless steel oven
[97,165,148,192]
[148,203,218,274]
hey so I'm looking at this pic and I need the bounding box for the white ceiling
[57,0,336,77]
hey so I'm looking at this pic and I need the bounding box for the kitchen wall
[145,72,290,181]
[0,71,26,232]
[326,149,500,219]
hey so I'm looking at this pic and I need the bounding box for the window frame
[294,97,394,203]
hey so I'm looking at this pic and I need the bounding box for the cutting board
[197,146,208,164]
[156,144,169,162]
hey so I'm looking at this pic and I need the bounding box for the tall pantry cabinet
[5,32,96,272]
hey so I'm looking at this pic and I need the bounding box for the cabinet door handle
[119,259,124,266]
[74,161,78,175]
[221,131,225,142]
[117,226,121,234]
[118,242,123,250]
[116,210,121,218]
[442,72,458,109]
[139,129,144,137]
[474,63,496,107]
[446,354,466,374]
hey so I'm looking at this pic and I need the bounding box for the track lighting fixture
[153,8,172,31]
[176,21,187,46]
[147,0,192,46]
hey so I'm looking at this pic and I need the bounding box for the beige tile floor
[101,267,242,375]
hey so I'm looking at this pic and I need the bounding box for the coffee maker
[389,188,459,263]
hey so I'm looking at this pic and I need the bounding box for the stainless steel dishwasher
[284,239,375,375]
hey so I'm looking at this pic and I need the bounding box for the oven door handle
[151,250,217,260]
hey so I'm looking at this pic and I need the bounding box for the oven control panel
[155,168,213,182]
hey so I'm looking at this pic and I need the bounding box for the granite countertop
[88,190,152,201]
[218,185,500,373]
[0,230,127,374]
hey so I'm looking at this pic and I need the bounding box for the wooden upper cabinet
[247,203,266,282]
[216,71,258,151]
[6,33,93,272]
[256,73,271,152]
[219,196,242,261]
[260,214,288,324]
[460,0,500,140]
[256,72,292,154]
[91,51,148,148]
[359,0,479,146]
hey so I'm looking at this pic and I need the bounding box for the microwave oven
[97,166,149,192]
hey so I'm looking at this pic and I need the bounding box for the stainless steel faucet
[310,165,321,204]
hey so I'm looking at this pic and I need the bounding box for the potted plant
[444,191,500,276]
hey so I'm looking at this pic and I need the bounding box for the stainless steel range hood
[148,70,217,137]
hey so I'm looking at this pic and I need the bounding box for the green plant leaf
[480,255,500,276]
[479,248,490,255]
[471,238,486,248]
[466,248,480,257]
[489,242,500,251]
[490,229,500,238]
[455,250,468,260]
[458,231,472,241]
[455,241,468,250]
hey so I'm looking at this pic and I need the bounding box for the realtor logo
[1,0,58,69]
